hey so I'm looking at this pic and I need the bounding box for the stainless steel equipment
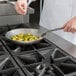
[3,0,36,6]
[0,0,35,26]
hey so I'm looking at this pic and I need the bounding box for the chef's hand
[15,0,28,15]
[63,16,76,33]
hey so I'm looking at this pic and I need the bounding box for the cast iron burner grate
[50,48,76,76]
[0,39,45,76]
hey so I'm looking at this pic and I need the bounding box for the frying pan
[4,27,63,45]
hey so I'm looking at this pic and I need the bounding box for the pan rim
[5,28,43,44]
[5,28,40,34]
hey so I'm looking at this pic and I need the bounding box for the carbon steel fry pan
[5,28,43,45]
[4,27,62,45]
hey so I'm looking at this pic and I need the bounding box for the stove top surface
[0,24,76,76]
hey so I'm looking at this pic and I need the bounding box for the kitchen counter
[37,26,76,59]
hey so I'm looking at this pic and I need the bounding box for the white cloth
[40,0,76,45]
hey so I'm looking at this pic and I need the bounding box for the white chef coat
[40,0,76,45]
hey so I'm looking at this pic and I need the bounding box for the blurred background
[0,0,44,26]
[30,0,44,24]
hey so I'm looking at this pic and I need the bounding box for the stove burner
[50,48,76,76]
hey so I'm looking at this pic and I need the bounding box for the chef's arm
[63,16,76,33]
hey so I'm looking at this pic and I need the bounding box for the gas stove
[0,24,76,76]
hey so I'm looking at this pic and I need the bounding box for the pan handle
[41,27,63,37]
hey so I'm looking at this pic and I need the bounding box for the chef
[15,0,76,45]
